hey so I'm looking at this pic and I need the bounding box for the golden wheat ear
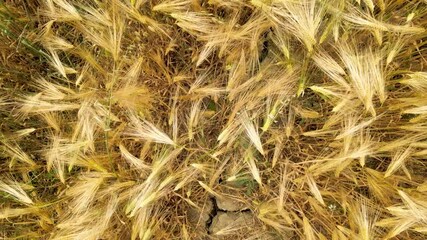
[126,113,175,146]
[0,181,32,206]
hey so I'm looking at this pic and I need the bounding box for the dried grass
[1,0,427,239]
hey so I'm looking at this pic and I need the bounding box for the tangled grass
[1,0,427,239]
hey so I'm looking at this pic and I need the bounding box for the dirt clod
[209,211,254,236]
[216,196,249,212]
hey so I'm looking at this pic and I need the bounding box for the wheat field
[0,0,427,239]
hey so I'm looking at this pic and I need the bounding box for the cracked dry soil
[207,197,253,235]
[187,194,296,239]
[187,196,262,238]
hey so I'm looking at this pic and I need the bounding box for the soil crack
[206,197,252,235]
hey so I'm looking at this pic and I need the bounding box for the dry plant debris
[0,0,427,239]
